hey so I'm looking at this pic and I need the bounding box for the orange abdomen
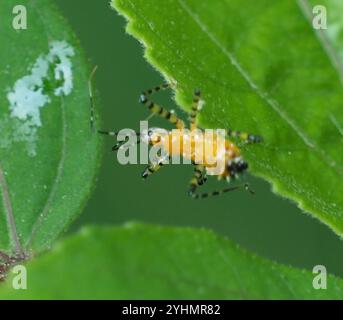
[158,130,240,171]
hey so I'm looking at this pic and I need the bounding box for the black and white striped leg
[188,164,207,198]
[112,136,141,152]
[141,156,169,180]
[98,130,118,137]
[189,182,254,199]
[139,83,185,129]
[188,165,254,199]
[226,129,263,145]
[189,89,202,130]
[97,130,141,151]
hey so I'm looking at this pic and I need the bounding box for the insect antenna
[88,65,99,132]
[88,66,141,151]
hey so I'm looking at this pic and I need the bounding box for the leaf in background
[0,224,342,299]
[112,0,343,235]
[0,0,101,261]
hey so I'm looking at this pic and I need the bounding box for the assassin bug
[89,67,263,199]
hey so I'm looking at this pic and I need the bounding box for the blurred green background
[54,0,343,277]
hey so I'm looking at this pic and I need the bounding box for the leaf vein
[330,113,343,138]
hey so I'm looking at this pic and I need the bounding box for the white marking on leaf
[1,40,75,156]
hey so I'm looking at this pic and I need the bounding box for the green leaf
[0,0,101,259]
[309,0,343,67]
[111,0,343,235]
[0,224,342,299]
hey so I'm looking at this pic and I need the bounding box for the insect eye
[148,130,153,136]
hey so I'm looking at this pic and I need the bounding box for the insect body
[138,84,262,198]
[89,69,262,199]
[140,127,244,178]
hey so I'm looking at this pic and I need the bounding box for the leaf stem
[0,162,24,257]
